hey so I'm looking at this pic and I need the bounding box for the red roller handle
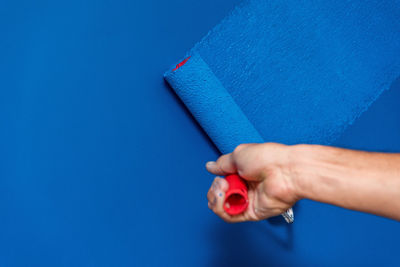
[224,174,249,215]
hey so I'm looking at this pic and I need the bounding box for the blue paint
[165,0,400,153]
[0,0,244,266]
[1,0,400,266]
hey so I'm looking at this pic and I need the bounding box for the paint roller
[165,54,294,223]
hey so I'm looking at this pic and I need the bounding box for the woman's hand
[206,143,301,223]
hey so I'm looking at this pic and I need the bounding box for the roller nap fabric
[165,0,400,154]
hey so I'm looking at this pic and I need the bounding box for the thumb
[206,153,236,176]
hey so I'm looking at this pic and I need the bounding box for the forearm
[292,145,400,220]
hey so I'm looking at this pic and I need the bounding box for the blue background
[1,0,399,266]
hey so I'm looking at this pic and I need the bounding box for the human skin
[206,143,400,222]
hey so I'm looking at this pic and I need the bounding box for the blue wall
[1,0,399,266]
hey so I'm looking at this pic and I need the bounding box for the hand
[206,143,301,223]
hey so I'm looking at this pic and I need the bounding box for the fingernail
[218,192,223,197]
[206,161,216,168]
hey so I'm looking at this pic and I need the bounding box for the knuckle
[233,144,246,155]
[206,188,214,201]
[214,203,224,214]
[212,206,220,215]
[212,179,220,190]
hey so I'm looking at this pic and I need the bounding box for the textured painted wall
[166,0,400,152]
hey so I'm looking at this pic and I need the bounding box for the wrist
[288,144,321,200]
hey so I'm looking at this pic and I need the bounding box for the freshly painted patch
[165,0,400,154]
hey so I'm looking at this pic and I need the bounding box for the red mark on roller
[172,57,191,71]
[224,174,249,215]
